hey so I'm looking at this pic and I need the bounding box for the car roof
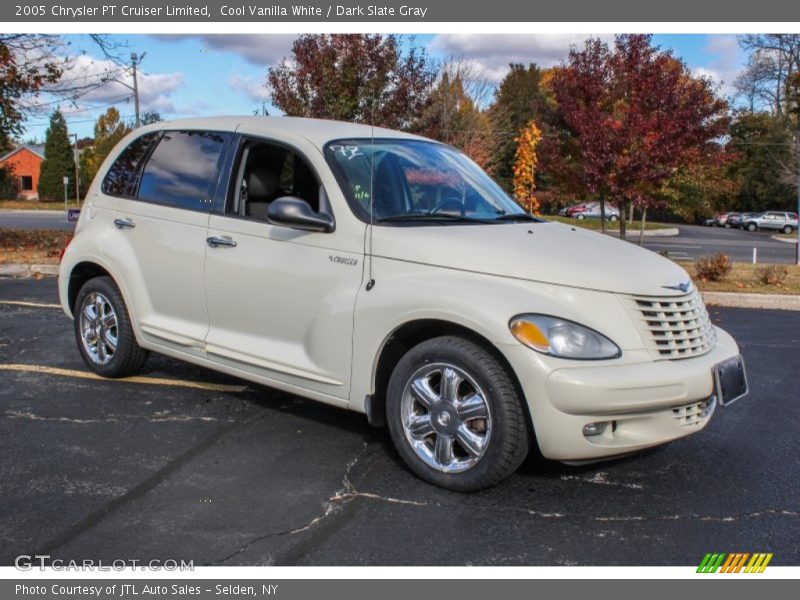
[134,116,428,148]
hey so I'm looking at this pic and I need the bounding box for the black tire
[747,222,757,232]
[783,225,794,234]
[73,276,149,378]
[609,215,619,222]
[386,336,529,491]
[576,214,586,220]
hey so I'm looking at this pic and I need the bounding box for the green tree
[0,164,17,199]
[37,110,75,202]
[489,64,553,189]
[268,34,436,129]
[141,111,162,125]
[728,112,796,212]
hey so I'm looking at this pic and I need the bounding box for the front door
[204,138,363,400]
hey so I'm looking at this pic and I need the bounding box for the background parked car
[560,201,620,221]
[722,212,741,228]
[742,211,798,233]
[712,212,736,227]
[726,212,749,228]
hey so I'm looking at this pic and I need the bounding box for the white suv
[59,117,747,491]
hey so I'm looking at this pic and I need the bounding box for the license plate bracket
[714,355,748,406]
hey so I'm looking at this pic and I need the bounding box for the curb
[0,264,59,277]
[771,235,798,244]
[0,209,72,214]
[601,227,679,237]
[638,227,680,237]
[702,291,800,311]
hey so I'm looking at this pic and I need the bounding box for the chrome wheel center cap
[437,412,451,428]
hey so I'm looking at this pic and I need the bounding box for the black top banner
[4,0,800,22]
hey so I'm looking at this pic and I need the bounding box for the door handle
[207,236,237,248]
[113,217,135,229]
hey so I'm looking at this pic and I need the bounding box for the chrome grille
[672,397,716,426]
[628,290,715,359]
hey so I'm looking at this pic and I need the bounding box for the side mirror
[267,196,335,233]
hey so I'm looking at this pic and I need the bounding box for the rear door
[100,129,231,354]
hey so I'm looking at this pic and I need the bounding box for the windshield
[325,139,533,224]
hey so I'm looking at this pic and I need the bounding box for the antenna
[366,97,376,291]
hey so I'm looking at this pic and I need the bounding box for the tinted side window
[138,130,229,210]
[101,132,159,197]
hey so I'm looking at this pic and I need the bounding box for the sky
[21,33,747,140]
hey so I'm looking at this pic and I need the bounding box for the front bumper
[501,326,741,461]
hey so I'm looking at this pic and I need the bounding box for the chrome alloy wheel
[78,292,118,365]
[400,363,492,473]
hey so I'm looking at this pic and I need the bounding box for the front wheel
[74,276,149,378]
[576,214,586,220]
[386,336,530,491]
[608,214,619,222]
[747,223,757,232]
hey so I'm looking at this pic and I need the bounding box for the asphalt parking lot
[1,277,798,566]
[642,224,797,264]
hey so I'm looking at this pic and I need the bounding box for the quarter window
[138,130,229,210]
[101,132,159,197]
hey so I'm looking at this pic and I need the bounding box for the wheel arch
[66,261,114,317]
[367,318,530,432]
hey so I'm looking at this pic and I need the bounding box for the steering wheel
[430,196,465,216]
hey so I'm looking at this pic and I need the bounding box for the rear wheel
[608,214,619,222]
[576,214,586,220]
[747,222,757,232]
[783,225,794,234]
[74,276,148,378]
[386,336,529,491]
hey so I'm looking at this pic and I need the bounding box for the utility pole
[796,153,799,265]
[131,52,143,128]
[70,133,79,203]
[101,51,146,128]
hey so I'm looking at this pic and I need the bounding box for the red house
[0,145,45,199]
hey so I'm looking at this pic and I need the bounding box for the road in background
[1,278,798,566]
[640,224,796,264]
[0,210,76,231]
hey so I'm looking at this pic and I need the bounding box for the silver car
[573,201,620,221]
[742,211,798,233]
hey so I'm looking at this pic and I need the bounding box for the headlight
[509,314,621,360]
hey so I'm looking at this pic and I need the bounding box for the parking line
[0,300,62,309]
[0,363,248,393]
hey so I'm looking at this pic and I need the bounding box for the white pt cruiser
[59,117,748,491]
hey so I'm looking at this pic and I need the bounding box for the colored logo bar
[697,553,773,573]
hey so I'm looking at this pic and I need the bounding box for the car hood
[371,221,691,296]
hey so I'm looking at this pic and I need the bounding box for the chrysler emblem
[662,281,692,293]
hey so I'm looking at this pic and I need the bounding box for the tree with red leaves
[551,35,729,237]
[268,34,436,130]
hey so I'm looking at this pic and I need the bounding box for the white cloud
[40,53,183,117]
[698,34,743,97]
[155,34,297,66]
[228,73,270,103]
[429,34,614,83]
